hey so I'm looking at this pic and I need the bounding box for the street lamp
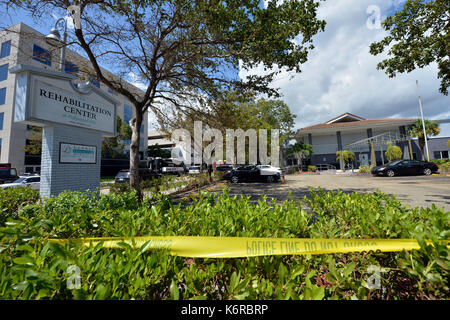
[416,80,430,161]
[45,17,68,72]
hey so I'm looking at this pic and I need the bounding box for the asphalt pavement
[224,173,450,211]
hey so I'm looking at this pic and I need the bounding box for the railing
[282,163,336,173]
[315,164,336,171]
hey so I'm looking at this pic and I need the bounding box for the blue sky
[1,1,449,137]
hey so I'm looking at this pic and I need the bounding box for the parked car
[371,159,439,177]
[115,168,160,183]
[257,165,283,177]
[223,165,280,183]
[0,175,40,190]
[188,166,201,174]
[0,167,19,185]
[215,164,234,172]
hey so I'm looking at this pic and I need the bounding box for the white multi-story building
[0,22,148,174]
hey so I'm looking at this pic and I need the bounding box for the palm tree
[287,142,313,170]
[336,150,355,170]
[407,119,440,160]
[385,141,403,162]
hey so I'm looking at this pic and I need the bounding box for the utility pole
[416,80,430,161]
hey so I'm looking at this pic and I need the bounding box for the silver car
[0,175,40,190]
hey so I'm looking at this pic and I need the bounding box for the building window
[0,112,4,130]
[65,60,79,75]
[0,87,6,105]
[124,104,133,124]
[434,150,449,159]
[108,88,118,96]
[0,40,11,58]
[32,45,51,66]
[90,78,100,88]
[0,63,8,82]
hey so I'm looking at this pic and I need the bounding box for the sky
[241,0,450,137]
[1,0,449,137]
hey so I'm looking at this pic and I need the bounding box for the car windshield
[13,178,26,183]
[189,167,200,170]
[0,169,12,177]
[388,160,402,166]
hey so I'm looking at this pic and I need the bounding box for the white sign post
[11,65,118,198]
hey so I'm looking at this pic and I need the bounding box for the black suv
[215,165,234,172]
[0,168,19,184]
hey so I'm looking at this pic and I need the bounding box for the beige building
[296,112,418,168]
[147,129,176,149]
[0,22,148,174]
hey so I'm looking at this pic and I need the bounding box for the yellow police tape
[47,236,449,258]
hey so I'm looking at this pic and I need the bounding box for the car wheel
[386,170,395,177]
[231,176,239,184]
[266,175,275,183]
[423,168,432,176]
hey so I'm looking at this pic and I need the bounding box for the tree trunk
[298,152,302,171]
[207,163,213,183]
[418,137,425,160]
[130,110,143,203]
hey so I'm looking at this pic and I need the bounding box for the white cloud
[128,71,148,91]
[239,0,450,130]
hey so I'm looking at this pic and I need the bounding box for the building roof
[299,113,417,132]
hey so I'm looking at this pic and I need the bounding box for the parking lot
[226,173,450,211]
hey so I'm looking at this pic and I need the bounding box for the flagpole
[416,80,430,161]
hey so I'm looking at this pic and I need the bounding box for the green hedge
[0,187,40,225]
[0,188,448,300]
[438,162,450,172]
[109,173,222,195]
[358,165,374,174]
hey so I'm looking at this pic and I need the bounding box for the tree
[407,119,440,160]
[23,126,43,155]
[286,141,313,170]
[369,0,450,95]
[7,0,325,201]
[162,91,297,165]
[102,116,132,159]
[385,141,403,162]
[336,150,355,170]
[148,144,171,158]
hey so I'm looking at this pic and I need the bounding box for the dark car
[371,159,438,177]
[115,168,160,183]
[223,165,267,183]
[215,165,234,172]
[0,167,19,184]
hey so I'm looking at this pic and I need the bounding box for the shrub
[431,159,450,165]
[358,165,374,174]
[438,162,450,172]
[213,171,224,181]
[0,187,448,300]
[307,165,317,172]
[0,187,40,225]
